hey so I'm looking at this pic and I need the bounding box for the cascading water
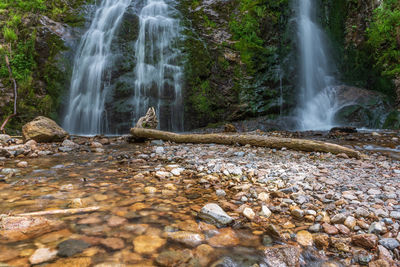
[296,0,340,130]
[132,0,184,131]
[63,0,131,135]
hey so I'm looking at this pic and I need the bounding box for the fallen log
[130,128,361,159]
[17,206,100,216]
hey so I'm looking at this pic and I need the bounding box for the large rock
[22,116,68,142]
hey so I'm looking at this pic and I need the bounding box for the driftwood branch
[130,127,361,159]
[17,206,101,216]
[1,51,18,133]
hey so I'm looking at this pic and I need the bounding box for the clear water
[296,0,338,130]
[132,0,184,131]
[63,0,131,135]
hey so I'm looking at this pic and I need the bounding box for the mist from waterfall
[63,0,131,135]
[296,0,340,130]
[132,0,184,131]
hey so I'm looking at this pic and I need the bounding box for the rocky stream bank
[0,129,399,266]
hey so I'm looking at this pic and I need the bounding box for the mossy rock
[383,110,400,129]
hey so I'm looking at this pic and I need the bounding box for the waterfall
[296,0,339,130]
[63,0,131,135]
[132,0,184,131]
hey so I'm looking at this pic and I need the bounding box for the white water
[132,0,184,131]
[296,0,338,130]
[63,0,131,135]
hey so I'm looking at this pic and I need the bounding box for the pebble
[390,211,400,220]
[309,224,321,233]
[322,223,339,235]
[133,235,166,254]
[144,186,157,194]
[208,228,239,247]
[216,189,226,197]
[369,222,387,234]
[100,238,125,250]
[257,192,269,202]
[198,203,233,227]
[16,161,28,168]
[296,230,313,246]
[344,216,357,229]
[291,209,304,219]
[260,205,272,218]
[243,207,255,220]
[352,234,378,249]
[314,234,329,248]
[166,231,205,247]
[29,248,58,265]
[378,238,400,250]
[57,239,90,257]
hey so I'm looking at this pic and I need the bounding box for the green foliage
[3,27,17,42]
[367,0,400,77]
[0,0,90,131]
[229,0,266,72]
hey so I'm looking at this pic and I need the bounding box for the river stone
[100,237,125,250]
[390,211,400,220]
[62,139,79,149]
[352,234,378,249]
[0,216,64,242]
[155,249,196,267]
[207,228,239,247]
[166,231,205,247]
[133,235,166,254]
[22,116,68,142]
[378,238,400,250]
[29,247,58,264]
[0,134,10,144]
[296,230,313,246]
[198,203,233,227]
[264,245,300,267]
[57,239,90,257]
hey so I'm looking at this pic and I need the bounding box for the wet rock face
[22,116,68,142]
[334,85,395,128]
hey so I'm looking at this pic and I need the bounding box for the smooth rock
[16,161,28,168]
[57,239,90,257]
[29,247,58,264]
[258,192,270,202]
[0,216,64,242]
[198,203,233,227]
[155,249,195,267]
[344,216,357,229]
[296,230,313,246]
[100,238,125,250]
[207,228,239,247]
[133,235,166,254]
[243,207,255,220]
[260,205,272,218]
[369,222,387,234]
[166,231,205,247]
[378,238,400,250]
